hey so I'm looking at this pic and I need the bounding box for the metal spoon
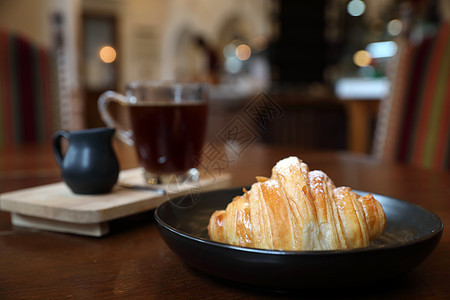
[117,182,167,195]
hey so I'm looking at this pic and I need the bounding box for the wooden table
[0,142,449,299]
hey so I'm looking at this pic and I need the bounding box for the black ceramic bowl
[155,187,443,290]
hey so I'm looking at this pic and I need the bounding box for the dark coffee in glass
[99,81,209,184]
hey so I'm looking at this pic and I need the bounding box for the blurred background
[0,0,448,162]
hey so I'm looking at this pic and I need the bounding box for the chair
[373,22,450,170]
[0,29,61,147]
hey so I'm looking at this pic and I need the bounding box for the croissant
[208,156,386,250]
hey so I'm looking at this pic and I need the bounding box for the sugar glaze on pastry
[208,157,386,251]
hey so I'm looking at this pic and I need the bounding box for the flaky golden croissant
[208,156,386,250]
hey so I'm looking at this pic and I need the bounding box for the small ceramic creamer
[52,127,120,194]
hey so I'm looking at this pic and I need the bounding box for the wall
[121,0,274,85]
[119,0,167,86]
[0,0,274,85]
[0,0,51,47]
[0,0,83,130]
[0,0,274,128]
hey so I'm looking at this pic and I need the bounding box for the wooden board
[0,168,231,236]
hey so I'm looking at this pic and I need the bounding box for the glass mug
[98,81,209,184]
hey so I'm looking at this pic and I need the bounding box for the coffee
[98,81,209,184]
[129,102,208,174]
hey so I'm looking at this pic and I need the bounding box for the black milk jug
[52,127,120,194]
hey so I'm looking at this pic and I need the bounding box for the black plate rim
[154,186,444,256]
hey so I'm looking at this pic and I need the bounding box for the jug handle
[53,130,70,167]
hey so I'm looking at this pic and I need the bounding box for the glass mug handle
[98,91,134,146]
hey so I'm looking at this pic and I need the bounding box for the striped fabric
[374,22,450,170]
[0,29,60,147]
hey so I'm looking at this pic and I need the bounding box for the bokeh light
[225,56,242,73]
[387,19,403,36]
[223,43,237,58]
[99,46,117,63]
[235,44,251,61]
[353,50,372,67]
[366,41,398,58]
[347,0,366,17]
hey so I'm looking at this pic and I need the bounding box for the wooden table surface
[0,142,449,299]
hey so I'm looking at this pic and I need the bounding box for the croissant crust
[208,156,386,251]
